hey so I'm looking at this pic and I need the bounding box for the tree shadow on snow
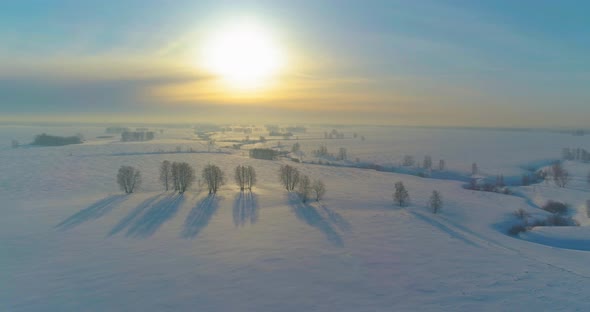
[181,195,219,239]
[107,193,167,236]
[56,194,128,230]
[233,192,259,227]
[125,194,184,238]
[288,193,344,247]
[319,203,352,233]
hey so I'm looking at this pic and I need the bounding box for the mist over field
[3,1,590,311]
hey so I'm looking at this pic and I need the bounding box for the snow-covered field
[2,124,590,311]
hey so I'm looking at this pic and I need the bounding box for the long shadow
[233,192,259,227]
[409,211,480,248]
[320,204,352,233]
[108,193,166,236]
[125,194,184,238]
[56,195,128,230]
[288,193,343,247]
[182,195,219,239]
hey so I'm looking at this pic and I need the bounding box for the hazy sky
[1,0,589,127]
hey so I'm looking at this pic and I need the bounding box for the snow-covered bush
[544,214,577,226]
[541,201,568,215]
[513,208,531,220]
[507,224,527,236]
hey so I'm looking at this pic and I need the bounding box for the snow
[2,124,590,311]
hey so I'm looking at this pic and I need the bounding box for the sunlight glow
[199,19,285,90]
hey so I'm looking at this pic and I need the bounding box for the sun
[199,20,285,90]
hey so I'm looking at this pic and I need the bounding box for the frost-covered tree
[171,162,195,194]
[429,190,443,213]
[291,142,301,153]
[235,165,256,191]
[159,160,172,191]
[551,162,570,188]
[423,155,432,170]
[203,164,225,194]
[279,164,300,191]
[312,179,326,201]
[393,181,409,207]
[298,175,312,203]
[117,166,141,194]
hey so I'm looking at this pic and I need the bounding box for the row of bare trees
[279,164,326,203]
[118,162,256,195]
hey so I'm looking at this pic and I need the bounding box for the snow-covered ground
[2,124,590,311]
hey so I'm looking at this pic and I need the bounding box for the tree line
[116,162,328,203]
[116,162,448,214]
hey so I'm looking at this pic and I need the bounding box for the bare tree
[429,190,443,213]
[171,162,195,193]
[472,162,478,175]
[291,142,301,153]
[438,159,446,171]
[203,164,225,194]
[298,175,312,203]
[496,174,505,188]
[207,139,215,152]
[245,166,257,191]
[423,155,432,170]
[235,165,257,191]
[159,160,172,191]
[403,155,415,167]
[117,166,141,194]
[312,179,326,201]
[337,147,347,161]
[279,164,300,191]
[393,181,409,207]
[551,162,570,188]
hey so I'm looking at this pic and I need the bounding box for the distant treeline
[121,131,155,142]
[32,133,82,146]
[249,148,278,160]
[105,127,130,134]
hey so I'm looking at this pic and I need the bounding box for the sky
[0,0,589,127]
